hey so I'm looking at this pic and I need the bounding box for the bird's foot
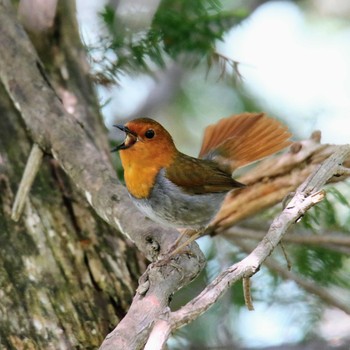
[165,228,204,257]
[153,232,201,268]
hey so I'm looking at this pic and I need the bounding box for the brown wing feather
[165,153,244,195]
[199,113,292,172]
[199,113,264,157]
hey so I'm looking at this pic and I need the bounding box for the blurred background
[76,0,350,349]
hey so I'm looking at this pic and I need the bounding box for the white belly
[131,170,228,229]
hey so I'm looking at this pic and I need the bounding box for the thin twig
[11,143,44,222]
[279,241,292,270]
[224,227,350,247]
[237,240,350,314]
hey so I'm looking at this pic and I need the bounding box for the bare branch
[145,145,350,349]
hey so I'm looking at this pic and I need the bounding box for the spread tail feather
[199,113,292,172]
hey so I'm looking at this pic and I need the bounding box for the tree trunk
[0,1,141,348]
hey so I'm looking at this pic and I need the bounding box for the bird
[112,113,291,249]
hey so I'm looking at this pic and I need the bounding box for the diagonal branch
[145,145,350,349]
[11,143,44,221]
[0,2,205,349]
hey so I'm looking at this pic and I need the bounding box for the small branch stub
[11,143,44,221]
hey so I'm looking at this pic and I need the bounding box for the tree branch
[145,145,350,349]
[0,2,205,349]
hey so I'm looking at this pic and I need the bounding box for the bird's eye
[145,129,155,139]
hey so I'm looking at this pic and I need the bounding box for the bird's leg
[167,228,194,252]
[153,227,208,268]
[162,228,205,259]
[154,232,201,269]
[166,231,202,257]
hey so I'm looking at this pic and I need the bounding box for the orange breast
[120,142,175,199]
[122,160,161,198]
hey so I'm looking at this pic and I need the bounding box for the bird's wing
[198,113,292,172]
[165,153,245,195]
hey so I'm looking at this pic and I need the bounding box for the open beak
[111,125,137,152]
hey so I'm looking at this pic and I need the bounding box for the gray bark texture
[0,1,204,349]
[0,1,141,348]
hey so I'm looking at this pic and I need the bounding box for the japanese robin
[112,113,292,235]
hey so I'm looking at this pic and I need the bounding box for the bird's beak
[111,125,137,152]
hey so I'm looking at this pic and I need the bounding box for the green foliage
[153,0,240,58]
[98,0,246,80]
[293,246,347,286]
[289,184,350,288]
[300,185,350,231]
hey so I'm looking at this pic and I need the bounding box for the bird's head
[112,118,178,193]
[112,117,177,158]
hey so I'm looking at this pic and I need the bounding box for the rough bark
[0,74,140,350]
[0,1,141,348]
